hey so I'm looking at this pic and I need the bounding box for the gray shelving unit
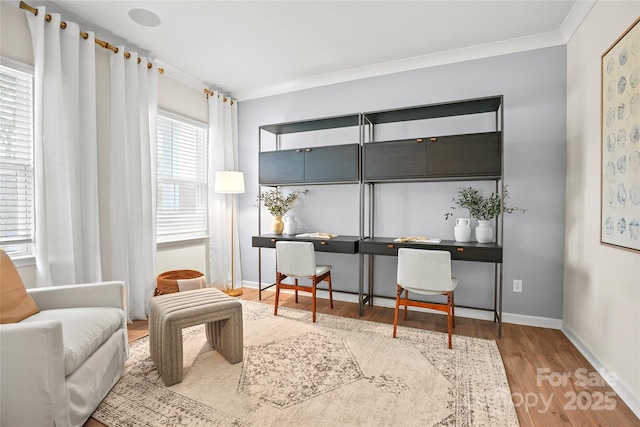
[256,113,363,299]
[255,95,506,336]
[359,95,505,335]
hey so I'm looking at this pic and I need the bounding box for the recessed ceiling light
[128,8,161,27]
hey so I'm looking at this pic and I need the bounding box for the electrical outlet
[513,279,523,293]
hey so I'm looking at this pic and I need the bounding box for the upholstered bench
[149,287,243,386]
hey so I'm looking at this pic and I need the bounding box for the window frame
[156,110,209,244]
[0,58,35,261]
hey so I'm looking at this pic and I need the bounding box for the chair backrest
[276,241,317,277]
[397,248,454,292]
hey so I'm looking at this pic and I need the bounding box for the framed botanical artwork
[601,17,640,253]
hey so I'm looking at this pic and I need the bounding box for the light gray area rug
[93,300,519,427]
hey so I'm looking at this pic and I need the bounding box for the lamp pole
[214,171,245,297]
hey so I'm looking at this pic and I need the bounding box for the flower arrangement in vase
[257,189,308,234]
[445,186,525,243]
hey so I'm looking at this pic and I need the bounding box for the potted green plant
[257,189,307,234]
[445,186,524,242]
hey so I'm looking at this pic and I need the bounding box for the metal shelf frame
[255,95,506,337]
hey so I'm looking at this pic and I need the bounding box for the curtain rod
[204,89,234,105]
[19,1,231,101]
[19,1,164,74]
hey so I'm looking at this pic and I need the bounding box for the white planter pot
[283,215,297,235]
[454,218,471,242]
[475,220,494,243]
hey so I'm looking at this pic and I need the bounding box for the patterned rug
[92,300,519,427]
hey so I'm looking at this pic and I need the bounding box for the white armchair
[0,281,128,427]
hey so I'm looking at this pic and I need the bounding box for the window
[0,63,34,257]
[156,112,208,242]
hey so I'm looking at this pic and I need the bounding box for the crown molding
[156,61,209,93]
[235,2,597,102]
[235,30,568,101]
[559,0,597,43]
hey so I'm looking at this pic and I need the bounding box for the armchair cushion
[22,307,124,375]
[0,250,39,324]
[1,281,127,427]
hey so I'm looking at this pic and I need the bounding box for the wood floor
[86,288,639,427]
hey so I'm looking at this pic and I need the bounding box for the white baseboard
[502,312,563,329]
[241,280,562,329]
[562,323,640,419]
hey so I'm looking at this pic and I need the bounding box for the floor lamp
[215,171,245,297]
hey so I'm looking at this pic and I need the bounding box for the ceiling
[33,1,595,100]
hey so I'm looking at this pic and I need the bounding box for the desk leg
[498,263,503,338]
[493,263,503,338]
[358,253,364,316]
[493,263,498,323]
[258,247,262,301]
[368,254,374,306]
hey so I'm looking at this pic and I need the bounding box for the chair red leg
[274,273,281,317]
[393,285,402,338]
[295,278,299,303]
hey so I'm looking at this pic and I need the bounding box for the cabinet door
[304,144,359,182]
[259,149,305,184]
[364,139,427,180]
[426,132,502,178]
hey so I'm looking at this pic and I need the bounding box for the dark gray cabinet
[305,144,359,182]
[363,138,426,180]
[426,132,501,178]
[363,132,502,181]
[259,143,359,185]
[259,149,304,184]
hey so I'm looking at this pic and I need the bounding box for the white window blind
[157,112,208,242]
[0,64,33,256]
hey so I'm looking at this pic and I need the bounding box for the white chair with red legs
[393,248,458,349]
[274,241,333,322]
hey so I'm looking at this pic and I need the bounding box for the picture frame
[601,17,640,253]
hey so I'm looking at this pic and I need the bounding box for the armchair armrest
[0,321,71,426]
[27,281,126,311]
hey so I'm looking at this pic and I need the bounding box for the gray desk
[252,234,504,337]
[359,237,503,336]
[252,234,360,297]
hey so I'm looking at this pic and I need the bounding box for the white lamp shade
[215,171,245,193]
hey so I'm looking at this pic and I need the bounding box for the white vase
[454,218,471,242]
[283,215,297,235]
[475,220,494,243]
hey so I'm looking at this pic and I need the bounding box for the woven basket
[155,270,204,296]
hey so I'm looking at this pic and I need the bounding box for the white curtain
[27,7,102,287]
[207,94,241,290]
[109,49,158,320]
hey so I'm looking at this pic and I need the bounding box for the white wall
[0,1,208,287]
[564,0,640,413]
